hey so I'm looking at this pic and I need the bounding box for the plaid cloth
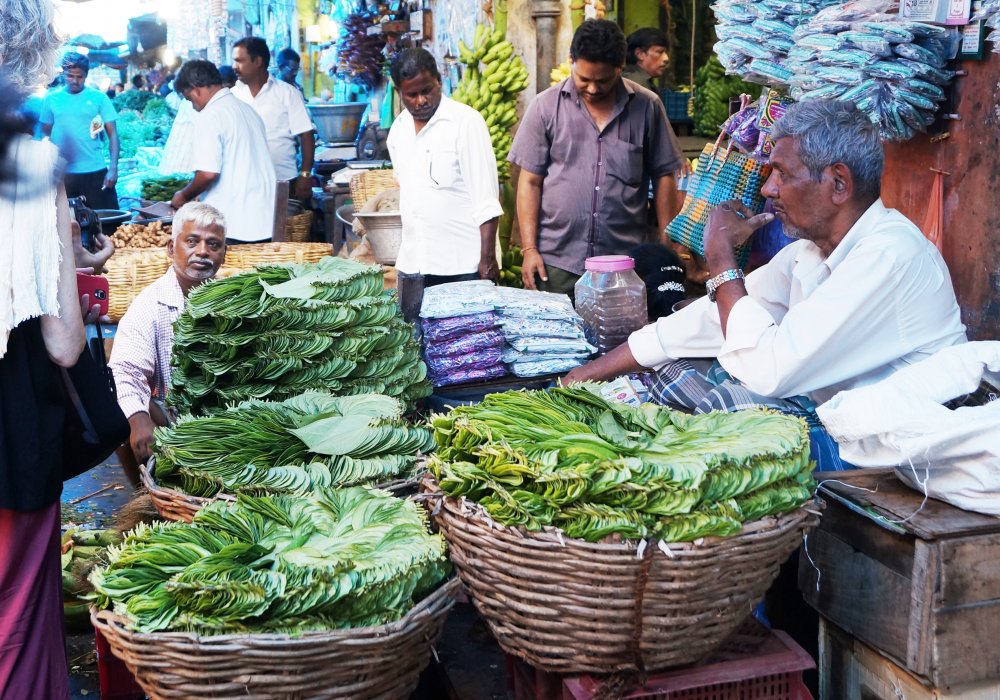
[648,359,851,471]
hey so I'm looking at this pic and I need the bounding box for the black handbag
[61,321,130,481]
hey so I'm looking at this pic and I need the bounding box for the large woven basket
[217,241,333,278]
[423,476,819,674]
[90,577,459,700]
[285,210,314,243]
[105,248,172,322]
[349,169,396,210]
[141,460,419,524]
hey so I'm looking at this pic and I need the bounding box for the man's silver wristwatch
[706,268,745,302]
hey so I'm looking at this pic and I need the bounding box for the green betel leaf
[289,415,382,456]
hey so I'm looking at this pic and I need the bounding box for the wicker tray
[422,476,819,674]
[90,577,459,700]
[141,460,419,523]
[106,248,172,322]
[349,169,396,210]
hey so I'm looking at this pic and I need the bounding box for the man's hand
[103,168,118,190]
[703,200,773,266]
[293,176,313,202]
[521,249,547,290]
[170,191,187,211]
[128,412,156,466]
[478,255,500,283]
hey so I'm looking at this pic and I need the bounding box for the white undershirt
[232,76,314,181]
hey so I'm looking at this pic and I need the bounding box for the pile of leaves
[109,96,175,160]
[153,392,434,498]
[113,90,161,114]
[141,174,189,201]
[429,387,815,542]
[90,487,450,634]
[168,257,431,415]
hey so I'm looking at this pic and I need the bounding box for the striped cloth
[648,359,851,472]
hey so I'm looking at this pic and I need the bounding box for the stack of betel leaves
[153,392,435,497]
[428,386,815,542]
[89,487,450,634]
[168,257,431,415]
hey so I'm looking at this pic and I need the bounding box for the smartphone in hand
[76,272,109,317]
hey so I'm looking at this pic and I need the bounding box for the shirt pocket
[428,149,460,189]
[604,142,643,188]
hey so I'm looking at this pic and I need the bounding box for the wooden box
[820,618,1000,700]
[800,469,1000,688]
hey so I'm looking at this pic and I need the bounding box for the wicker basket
[285,210,314,243]
[349,169,396,210]
[422,476,819,674]
[216,241,333,278]
[105,248,172,322]
[90,577,459,700]
[141,460,420,524]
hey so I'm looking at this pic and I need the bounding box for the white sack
[817,341,1000,516]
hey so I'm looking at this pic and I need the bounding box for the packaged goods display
[168,257,431,415]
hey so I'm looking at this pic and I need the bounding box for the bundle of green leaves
[428,386,815,542]
[90,487,450,634]
[153,392,435,497]
[168,257,431,415]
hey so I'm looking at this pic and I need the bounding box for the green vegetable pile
[153,392,434,497]
[692,55,762,137]
[141,174,190,201]
[429,387,815,542]
[90,487,450,634]
[105,97,175,161]
[168,257,432,415]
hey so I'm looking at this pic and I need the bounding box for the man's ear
[829,163,853,204]
[166,239,175,259]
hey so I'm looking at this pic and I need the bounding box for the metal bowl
[94,209,132,228]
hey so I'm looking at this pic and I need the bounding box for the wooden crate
[800,469,1000,688]
[820,618,1000,700]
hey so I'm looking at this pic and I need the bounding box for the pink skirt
[0,503,69,700]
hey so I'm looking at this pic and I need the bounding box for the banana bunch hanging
[451,25,529,182]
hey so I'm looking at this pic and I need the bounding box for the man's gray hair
[770,100,883,202]
[0,0,62,94]
[172,201,227,242]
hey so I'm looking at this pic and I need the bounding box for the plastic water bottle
[574,255,648,356]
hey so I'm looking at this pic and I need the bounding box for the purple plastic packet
[429,363,509,387]
[422,312,501,343]
[425,347,504,376]
[425,329,506,359]
[725,106,761,152]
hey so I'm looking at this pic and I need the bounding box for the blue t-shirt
[40,87,117,174]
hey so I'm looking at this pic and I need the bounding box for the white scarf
[0,136,62,358]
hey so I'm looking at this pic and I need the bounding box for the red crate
[507,622,815,700]
[95,626,144,700]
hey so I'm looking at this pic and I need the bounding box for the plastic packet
[747,59,795,84]
[814,65,866,84]
[796,32,847,50]
[713,4,758,23]
[419,280,496,318]
[422,312,501,343]
[715,42,753,70]
[893,42,946,68]
[894,98,928,131]
[853,22,915,43]
[865,60,918,80]
[429,363,508,388]
[796,83,849,100]
[812,0,897,23]
[726,37,782,59]
[425,328,507,359]
[895,20,948,38]
[724,104,762,151]
[901,78,945,100]
[508,337,597,355]
[787,45,820,62]
[894,59,954,84]
[425,346,504,376]
[893,86,939,110]
[763,0,815,14]
[756,19,798,37]
[840,31,893,56]
[839,79,881,101]
[816,48,880,66]
[501,348,593,364]
[511,357,589,378]
[499,317,586,340]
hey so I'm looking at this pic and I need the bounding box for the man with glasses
[386,48,503,322]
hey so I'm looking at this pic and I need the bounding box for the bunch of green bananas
[498,244,523,287]
[452,24,529,181]
[691,56,761,137]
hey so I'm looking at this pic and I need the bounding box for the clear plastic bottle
[574,255,648,356]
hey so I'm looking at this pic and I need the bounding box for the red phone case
[76,273,110,316]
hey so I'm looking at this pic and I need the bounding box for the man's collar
[161,267,188,309]
[206,87,230,108]
[823,198,889,271]
[559,74,631,106]
[411,95,456,131]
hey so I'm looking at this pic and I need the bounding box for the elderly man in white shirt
[565,99,966,470]
[169,60,276,243]
[386,48,504,322]
[231,37,315,202]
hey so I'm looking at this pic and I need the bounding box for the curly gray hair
[0,0,61,95]
[770,99,883,202]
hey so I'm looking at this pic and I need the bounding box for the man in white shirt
[565,100,965,467]
[169,60,276,243]
[386,48,504,322]
[231,37,315,202]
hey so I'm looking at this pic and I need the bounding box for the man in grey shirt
[509,19,683,295]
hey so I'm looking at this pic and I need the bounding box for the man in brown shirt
[509,19,683,295]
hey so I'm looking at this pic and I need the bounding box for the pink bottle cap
[584,255,635,272]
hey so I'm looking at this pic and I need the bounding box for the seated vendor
[564,99,967,469]
[109,202,227,483]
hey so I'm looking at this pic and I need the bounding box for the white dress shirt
[191,88,276,242]
[232,76,314,181]
[629,200,967,404]
[387,96,504,276]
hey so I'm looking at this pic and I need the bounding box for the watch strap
[706,268,745,302]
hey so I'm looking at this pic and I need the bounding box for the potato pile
[111,221,172,249]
